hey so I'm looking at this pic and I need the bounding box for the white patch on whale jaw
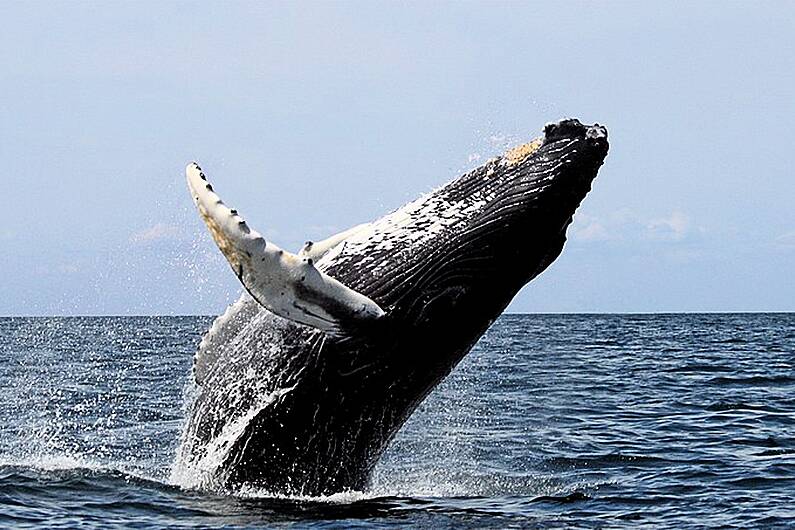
[326,190,489,275]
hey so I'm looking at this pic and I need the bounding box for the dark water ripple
[0,314,793,528]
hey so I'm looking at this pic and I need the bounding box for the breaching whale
[175,118,609,496]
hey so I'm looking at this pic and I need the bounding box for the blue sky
[1,2,793,315]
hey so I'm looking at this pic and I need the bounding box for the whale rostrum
[176,118,609,495]
[187,163,385,333]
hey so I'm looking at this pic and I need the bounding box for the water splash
[171,383,297,491]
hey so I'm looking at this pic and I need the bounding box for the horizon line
[1,310,793,319]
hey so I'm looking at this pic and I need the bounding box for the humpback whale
[175,118,609,496]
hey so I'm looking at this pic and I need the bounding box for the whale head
[325,118,608,346]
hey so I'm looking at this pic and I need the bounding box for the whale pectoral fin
[298,223,371,262]
[186,163,385,333]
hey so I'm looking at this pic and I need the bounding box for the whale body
[175,118,609,495]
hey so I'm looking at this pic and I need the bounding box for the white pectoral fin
[186,162,385,333]
[298,223,371,261]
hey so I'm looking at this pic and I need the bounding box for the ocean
[0,314,792,529]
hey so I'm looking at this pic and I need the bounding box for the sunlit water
[0,314,793,528]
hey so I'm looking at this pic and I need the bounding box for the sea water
[0,314,793,528]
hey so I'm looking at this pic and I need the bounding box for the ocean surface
[0,314,793,529]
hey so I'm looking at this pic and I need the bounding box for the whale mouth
[543,118,608,146]
[489,118,608,209]
[497,118,608,189]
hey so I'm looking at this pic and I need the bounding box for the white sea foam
[0,453,101,472]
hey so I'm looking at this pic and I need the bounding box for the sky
[1,1,793,315]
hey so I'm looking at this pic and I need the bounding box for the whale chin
[175,118,609,496]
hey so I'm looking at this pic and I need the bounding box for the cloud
[645,211,690,241]
[774,231,795,249]
[571,209,696,243]
[130,223,181,243]
[570,213,610,241]
[58,263,80,274]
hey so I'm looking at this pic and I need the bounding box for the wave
[0,454,169,489]
[708,374,795,386]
